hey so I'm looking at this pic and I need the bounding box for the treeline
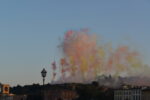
[10,82,114,100]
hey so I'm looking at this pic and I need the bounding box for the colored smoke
[54,29,150,86]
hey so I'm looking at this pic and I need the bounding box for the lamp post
[41,68,47,85]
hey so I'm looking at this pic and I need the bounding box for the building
[13,95,27,100]
[43,89,78,100]
[0,84,10,95]
[114,88,141,100]
[141,88,150,100]
[114,86,150,100]
[0,83,27,100]
[0,83,13,100]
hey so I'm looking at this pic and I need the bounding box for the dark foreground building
[0,84,77,100]
[1,82,115,100]
[0,83,27,100]
[10,84,78,100]
[43,89,78,100]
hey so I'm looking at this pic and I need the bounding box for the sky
[0,0,150,86]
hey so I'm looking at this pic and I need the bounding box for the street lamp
[41,68,47,85]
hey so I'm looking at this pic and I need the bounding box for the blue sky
[0,0,150,86]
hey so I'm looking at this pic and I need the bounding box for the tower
[0,84,10,94]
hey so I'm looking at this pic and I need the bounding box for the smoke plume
[53,29,150,86]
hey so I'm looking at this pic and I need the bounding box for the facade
[114,87,150,100]
[114,88,141,100]
[13,95,27,100]
[0,95,13,100]
[141,89,150,100]
[43,89,78,100]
